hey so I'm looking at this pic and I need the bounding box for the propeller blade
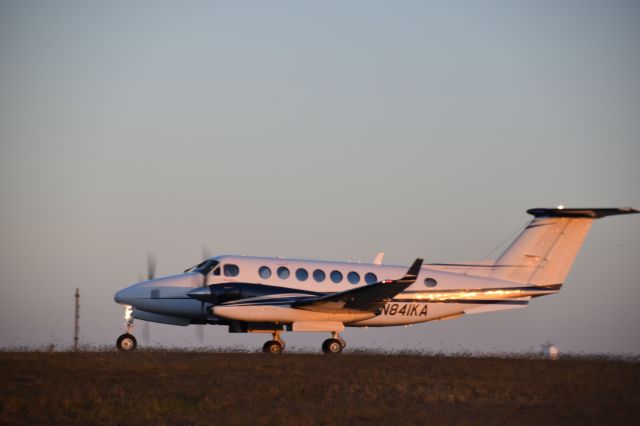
[142,321,150,345]
[147,252,156,280]
[202,246,211,261]
[195,324,204,344]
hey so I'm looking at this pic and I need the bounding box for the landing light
[557,205,565,210]
[124,305,133,321]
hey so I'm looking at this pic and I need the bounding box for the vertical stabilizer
[490,208,637,285]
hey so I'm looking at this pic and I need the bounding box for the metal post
[74,288,80,352]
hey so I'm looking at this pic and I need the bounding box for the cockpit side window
[206,260,220,275]
[187,259,220,275]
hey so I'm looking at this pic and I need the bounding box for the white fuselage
[115,255,557,327]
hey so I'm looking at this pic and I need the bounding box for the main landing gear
[116,305,137,352]
[262,331,347,355]
[322,332,346,355]
[263,331,286,354]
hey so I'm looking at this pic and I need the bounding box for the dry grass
[1,350,639,425]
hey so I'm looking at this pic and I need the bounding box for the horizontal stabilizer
[527,207,638,219]
[292,258,423,314]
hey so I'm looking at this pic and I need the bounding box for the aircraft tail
[489,208,638,286]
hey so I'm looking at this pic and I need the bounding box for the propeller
[147,251,156,280]
[202,246,212,261]
[135,249,210,346]
[141,253,155,345]
[194,246,211,344]
[142,321,150,345]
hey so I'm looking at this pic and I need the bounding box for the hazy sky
[1,0,639,353]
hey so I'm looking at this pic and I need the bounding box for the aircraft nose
[114,287,133,304]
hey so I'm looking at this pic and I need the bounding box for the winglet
[396,258,423,284]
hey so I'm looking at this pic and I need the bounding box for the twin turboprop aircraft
[114,207,637,354]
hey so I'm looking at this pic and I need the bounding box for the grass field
[1,350,639,425]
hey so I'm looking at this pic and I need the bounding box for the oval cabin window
[277,266,290,279]
[347,271,360,284]
[223,264,240,277]
[259,266,271,279]
[296,268,309,281]
[424,278,437,287]
[330,270,343,283]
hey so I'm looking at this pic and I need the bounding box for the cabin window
[424,278,437,287]
[223,264,240,277]
[364,272,377,284]
[330,270,343,283]
[347,271,360,284]
[277,266,290,279]
[313,269,326,282]
[296,268,308,281]
[259,266,271,279]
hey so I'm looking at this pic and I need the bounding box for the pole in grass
[74,288,80,352]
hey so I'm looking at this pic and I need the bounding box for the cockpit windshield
[184,259,220,275]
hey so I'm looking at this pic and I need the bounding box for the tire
[322,338,343,354]
[116,333,137,352]
[263,340,283,354]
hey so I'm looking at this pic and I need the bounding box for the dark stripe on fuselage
[402,283,562,295]
[202,282,558,307]
[222,298,530,307]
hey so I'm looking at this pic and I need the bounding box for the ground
[1,351,639,425]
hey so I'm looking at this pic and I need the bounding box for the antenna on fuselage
[373,252,385,265]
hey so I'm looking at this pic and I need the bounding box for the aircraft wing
[291,258,423,314]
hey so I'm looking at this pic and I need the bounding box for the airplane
[114,207,638,354]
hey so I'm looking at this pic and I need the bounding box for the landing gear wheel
[338,338,347,349]
[263,340,284,354]
[116,333,137,352]
[322,338,343,354]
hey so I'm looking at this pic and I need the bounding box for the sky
[1,0,639,354]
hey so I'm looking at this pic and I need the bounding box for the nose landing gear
[116,305,137,352]
[117,333,137,351]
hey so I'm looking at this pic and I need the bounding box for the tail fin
[489,208,638,285]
